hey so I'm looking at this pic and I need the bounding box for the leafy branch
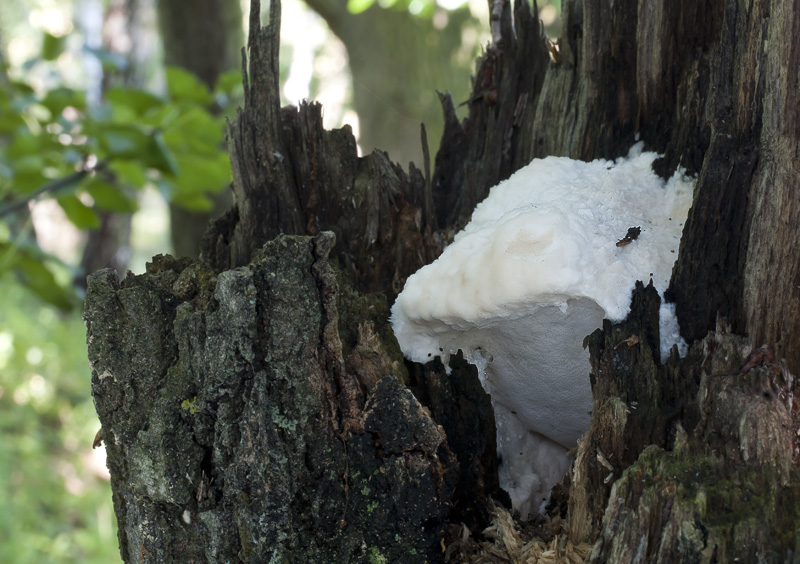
[0,161,108,219]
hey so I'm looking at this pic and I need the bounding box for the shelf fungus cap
[391,146,694,517]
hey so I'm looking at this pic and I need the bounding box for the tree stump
[86,0,800,561]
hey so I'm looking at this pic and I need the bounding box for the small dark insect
[92,427,103,449]
[616,226,642,247]
[545,37,561,64]
[459,49,499,107]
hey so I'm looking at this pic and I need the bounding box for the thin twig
[0,160,107,219]
[420,122,435,231]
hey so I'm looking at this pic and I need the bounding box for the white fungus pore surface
[390,146,695,518]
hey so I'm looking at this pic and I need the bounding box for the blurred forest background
[0,0,560,561]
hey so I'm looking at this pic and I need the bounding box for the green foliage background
[0,20,240,563]
[0,54,241,309]
[0,275,120,563]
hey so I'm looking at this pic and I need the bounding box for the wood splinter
[616,226,641,247]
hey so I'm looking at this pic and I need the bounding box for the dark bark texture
[569,283,800,561]
[87,236,457,563]
[201,0,443,296]
[86,0,800,561]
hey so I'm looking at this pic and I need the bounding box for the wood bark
[87,237,458,562]
[85,0,800,561]
[201,0,443,295]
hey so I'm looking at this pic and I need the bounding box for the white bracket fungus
[391,145,694,518]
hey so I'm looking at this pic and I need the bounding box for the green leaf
[0,109,26,133]
[138,104,180,128]
[57,195,100,229]
[144,131,181,176]
[10,171,47,194]
[162,107,223,154]
[6,132,41,159]
[107,100,138,123]
[110,160,148,187]
[16,255,75,310]
[106,87,164,116]
[166,67,212,105]
[0,242,77,310]
[9,80,35,97]
[85,179,138,212]
[154,177,210,210]
[347,0,376,13]
[99,125,151,158]
[214,69,244,97]
[11,162,85,196]
[172,152,231,196]
[40,86,87,115]
[11,154,46,176]
[155,175,217,211]
[41,32,66,61]
[171,191,213,211]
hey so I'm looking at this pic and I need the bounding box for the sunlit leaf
[413,0,436,17]
[57,195,100,229]
[108,101,138,123]
[347,0,376,13]
[166,67,212,105]
[85,179,138,213]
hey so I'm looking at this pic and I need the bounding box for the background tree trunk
[302,0,478,167]
[86,0,800,561]
[75,0,155,287]
[157,0,242,259]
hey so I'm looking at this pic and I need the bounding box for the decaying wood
[201,0,441,298]
[85,0,800,561]
[87,236,457,563]
[579,286,800,562]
